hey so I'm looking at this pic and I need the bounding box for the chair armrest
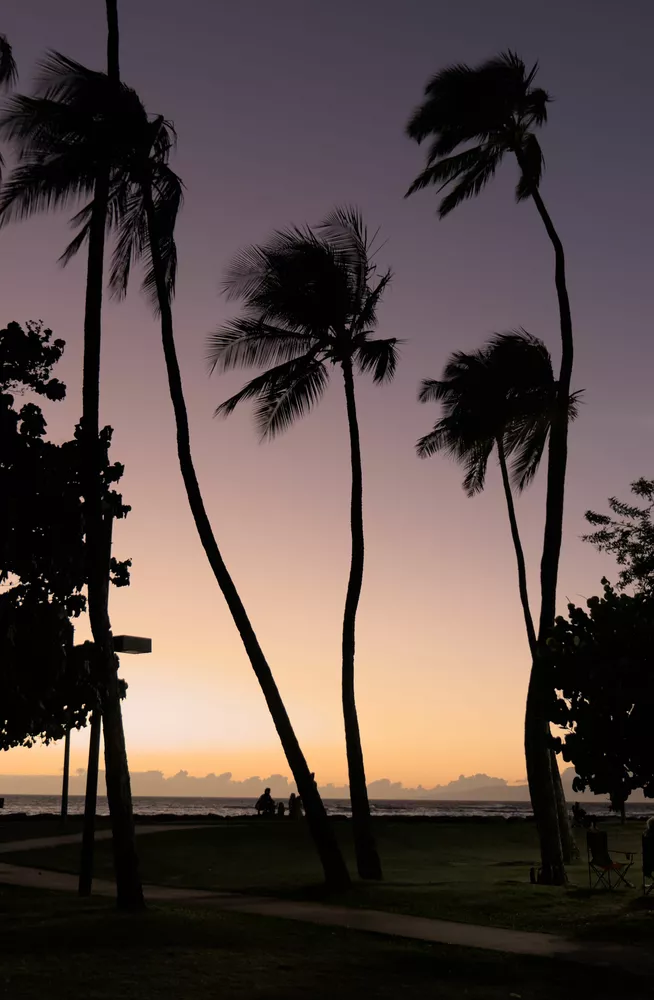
[611,850,634,859]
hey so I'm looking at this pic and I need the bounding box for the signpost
[77,636,152,897]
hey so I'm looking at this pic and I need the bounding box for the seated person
[255,787,275,816]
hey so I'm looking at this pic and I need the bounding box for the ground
[3,817,653,941]
[0,883,650,1000]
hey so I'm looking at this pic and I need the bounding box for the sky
[2,0,653,789]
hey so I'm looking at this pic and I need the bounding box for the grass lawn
[0,816,112,843]
[4,818,654,943]
[0,883,651,1000]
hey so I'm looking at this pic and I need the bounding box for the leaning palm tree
[406,52,574,883]
[101,119,350,890]
[0,48,150,908]
[208,209,400,880]
[416,331,579,863]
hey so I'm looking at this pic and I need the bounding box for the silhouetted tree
[416,330,578,862]
[583,479,654,595]
[0,321,129,750]
[550,580,654,819]
[406,52,576,883]
[0,27,144,907]
[208,208,400,880]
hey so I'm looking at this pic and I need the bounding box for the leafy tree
[0,321,129,751]
[416,331,579,860]
[549,581,654,819]
[583,479,654,595]
[0,52,349,886]
[0,7,144,905]
[406,51,576,883]
[208,208,400,881]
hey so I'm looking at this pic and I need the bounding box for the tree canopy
[0,321,130,749]
[583,478,654,596]
[208,206,400,438]
[549,580,654,808]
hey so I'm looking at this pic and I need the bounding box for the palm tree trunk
[80,0,143,910]
[497,437,575,864]
[142,184,350,890]
[515,153,574,884]
[340,359,382,881]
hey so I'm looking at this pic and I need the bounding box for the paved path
[0,828,652,974]
[0,822,213,857]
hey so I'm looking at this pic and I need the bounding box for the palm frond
[406,49,550,215]
[0,34,17,90]
[461,439,494,496]
[317,205,369,303]
[0,152,97,226]
[223,230,351,334]
[354,337,401,384]
[207,318,313,374]
[214,352,327,437]
[253,359,329,438]
[437,152,501,217]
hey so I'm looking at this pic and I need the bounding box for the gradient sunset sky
[2,0,652,787]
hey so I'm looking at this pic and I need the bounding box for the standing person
[289,793,303,820]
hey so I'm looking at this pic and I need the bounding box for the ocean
[2,795,654,820]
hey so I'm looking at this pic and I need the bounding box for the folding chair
[587,830,635,890]
[643,835,654,896]
[587,830,634,890]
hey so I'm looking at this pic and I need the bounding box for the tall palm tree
[406,52,575,883]
[0,51,350,890]
[100,116,351,890]
[0,43,145,907]
[208,209,400,880]
[416,331,579,863]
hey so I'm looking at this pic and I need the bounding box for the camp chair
[587,830,634,890]
[643,835,654,896]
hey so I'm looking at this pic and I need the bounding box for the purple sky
[2,0,653,786]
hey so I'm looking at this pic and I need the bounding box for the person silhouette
[288,793,302,820]
[255,787,275,816]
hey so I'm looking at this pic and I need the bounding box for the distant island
[0,767,645,803]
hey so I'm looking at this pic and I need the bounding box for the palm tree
[416,331,579,863]
[101,117,351,890]
[0,42,144,907]
[406,52,574,883]
[208,209,400,880]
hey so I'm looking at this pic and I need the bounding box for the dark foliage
[416,330,579,494]
[0,53,182,309]
[583,479,654,595]
[549,580,654,807]
[209,206,400,437]
[0,322,129,749]
[406,50,550,215]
